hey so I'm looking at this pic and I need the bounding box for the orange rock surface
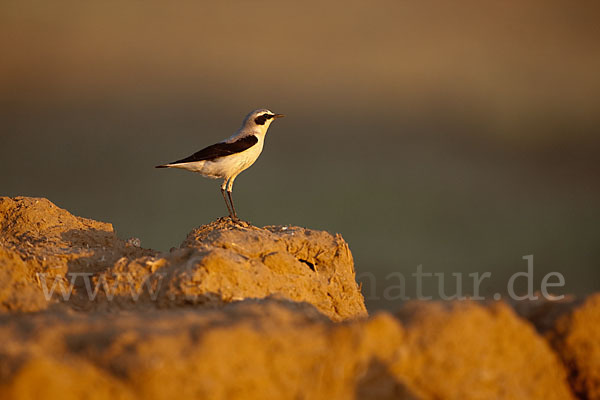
[0,196,592,399]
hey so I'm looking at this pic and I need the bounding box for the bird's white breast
[184,137,264,179]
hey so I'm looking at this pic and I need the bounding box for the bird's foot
[219,215,251,226]
[231,216,252,227]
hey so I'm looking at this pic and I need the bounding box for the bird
[155,108,284,221]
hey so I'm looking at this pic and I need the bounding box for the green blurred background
[2,1,599,310]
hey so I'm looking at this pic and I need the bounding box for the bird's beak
[273,114,285,119]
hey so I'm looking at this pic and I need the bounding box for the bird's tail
[155,164,170,168]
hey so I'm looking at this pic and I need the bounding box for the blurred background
[1,0,599,310]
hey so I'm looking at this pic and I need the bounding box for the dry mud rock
[0,196,590,399]
[0,299,578,400]
[545,295,600,400]
[0,197,154,312]
[551,294,600,399]
[394,301,575,400]
[0,196,366,320]
[99,220,367,320]
[0,300,406,400]
[513,294,600,399]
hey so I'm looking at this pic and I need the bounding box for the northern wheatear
[155,109,284,221]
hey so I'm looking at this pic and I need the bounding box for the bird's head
[241,108,284,134]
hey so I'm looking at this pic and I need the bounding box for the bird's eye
[254,115,268,125]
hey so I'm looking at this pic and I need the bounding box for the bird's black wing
[156,135,258,167]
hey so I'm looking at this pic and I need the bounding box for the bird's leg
[220,182,234,219]
[221,188,234,218]
[226,175,239,221]
[227,190,238,220]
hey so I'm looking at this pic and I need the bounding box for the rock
[0,196,155,312]
[391,301,575,400]
[1,196,595,399]
[0,247,47,312]
[0,299,409,400]
[170,219,366,320]
[546,294,600,399]
[0,197,366,321]
[0,297,580,400]
[511,294,600,399]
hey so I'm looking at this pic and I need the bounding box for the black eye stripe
[254,114,274,125]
